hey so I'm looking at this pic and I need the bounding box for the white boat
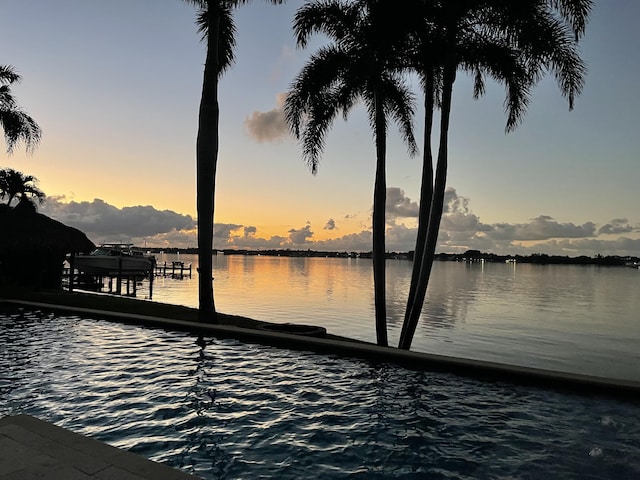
[71,243,155,276]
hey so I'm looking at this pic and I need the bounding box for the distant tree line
[148,247,637,266]
[433,250,638,266]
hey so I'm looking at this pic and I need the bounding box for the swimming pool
[1,307,639,479]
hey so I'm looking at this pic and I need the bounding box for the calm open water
[1,308,639,479]
[147,254,639,382]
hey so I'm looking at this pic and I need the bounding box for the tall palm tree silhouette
[399,0,592,350]
[183,0,284,322]
[285,0,418,346]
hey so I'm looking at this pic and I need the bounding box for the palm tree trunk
[372,86,388,347]
[196,6,219,323]
[399,64,454,350]
[400,73,435,347]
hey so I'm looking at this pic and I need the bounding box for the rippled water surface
[2,308,639,479]
[147,255,640,381]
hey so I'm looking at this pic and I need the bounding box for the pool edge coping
[2,298,639,400]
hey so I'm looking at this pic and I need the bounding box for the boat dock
[63,261,191,299]
[0,414,199,479]
[63,269,153,298]
[154,261,192,278]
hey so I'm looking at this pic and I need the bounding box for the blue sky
[2,0,639,256]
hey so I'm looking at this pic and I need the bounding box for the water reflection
[424,262,484,326]
[136,254,640,380]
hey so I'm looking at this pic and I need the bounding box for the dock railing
[154,261,192,279]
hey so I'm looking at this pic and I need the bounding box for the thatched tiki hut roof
[0,201,95,289]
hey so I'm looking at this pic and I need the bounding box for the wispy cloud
[324,218,337,230]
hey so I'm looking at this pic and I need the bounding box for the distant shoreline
[146,247,640,266]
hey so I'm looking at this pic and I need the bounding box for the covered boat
[72,243,155,276]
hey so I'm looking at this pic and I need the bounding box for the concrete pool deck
[0,414,199,480]
[2,298,640,399]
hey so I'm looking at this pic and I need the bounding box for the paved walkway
[0,414,199,480]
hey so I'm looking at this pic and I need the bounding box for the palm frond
[287,0,418,175]
[513,7,586,110]
[549,0,593,39]
[194,5,237,75]
[0,168,44,204]
[379,74,418,156]
[1,108,42,154]
[459,38,533,131]
[284,46,352,137]
[181,1,252,8]
[293,0,359,48]
[472,67,485,99]
[301,91,343,173]
[0,85,17,108]
[0,65,21,86]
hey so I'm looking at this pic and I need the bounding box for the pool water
[1,307,639,479]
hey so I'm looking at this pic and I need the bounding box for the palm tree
[0,168,45,207]
[182,0,284,323]
[398,0,592,350]
[0,65,41,155]
[285,0,418,347]
[401,1,533,350]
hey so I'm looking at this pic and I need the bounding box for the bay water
[145,254,639,382]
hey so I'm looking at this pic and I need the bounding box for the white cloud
[508,237,640,257]
[244,93,289,142]
[228,225,287,249]
[230,233,287,249]
[598,218,635,235]
[386,187,419,220]
[487,216,597,241]
[441,211,489,233]
[313,230,373,252]
[385,224,419,251]
[214,223,243,243]
[287,223,314,245]
[443,187,471,214]
[38,192,640,256]
[40,196,195,242]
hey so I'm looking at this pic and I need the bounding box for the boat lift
[65,253,155,298]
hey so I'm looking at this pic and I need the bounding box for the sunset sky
[2,0,639,256]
